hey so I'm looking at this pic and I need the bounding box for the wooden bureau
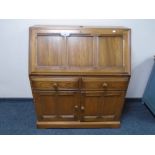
[29,26,131,128]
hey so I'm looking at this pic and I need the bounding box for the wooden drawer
[81,77,129,90]
[30,77,79,90]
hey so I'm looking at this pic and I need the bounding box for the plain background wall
[0,19,155,98]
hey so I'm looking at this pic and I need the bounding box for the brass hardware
[74,105,78,110]
[102,82,108,88]
[81,106,85,111]
[53,83,58,88]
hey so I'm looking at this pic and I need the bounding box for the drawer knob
[81,106,85,111]
[53,83,58,89]
[102,83,108,88]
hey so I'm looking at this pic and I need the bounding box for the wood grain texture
[37,35,66,66]
[81,77,129,90]
[29,26,131,75]
[67,36,94,67]
[29,26,131,128]
[37,121,120,128]
[98,36,123,67]
[33,90,80,121]
[30,77,79,90]
[81,91,125,122]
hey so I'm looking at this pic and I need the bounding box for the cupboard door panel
[33,91,79,121]
[81,91,125,122]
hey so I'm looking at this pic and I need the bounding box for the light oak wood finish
[81,77,129,90]
[29,26,131,75]
[30,77,79,90]
[37,121,120,128]
[33,90,80,121]
[29,26,131,128]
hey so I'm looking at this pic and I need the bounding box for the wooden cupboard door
[33,91,80,121]
[81,91,125,122]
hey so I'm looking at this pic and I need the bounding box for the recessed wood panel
[40,94,56,115]
[82,92,101,116]
[98,36,123,67]
[81,91,125,122]
[37,35,65,66]
[67,36,94,67]
[34,91,79,121]
[57,92,79,115]
[102,91,125,119]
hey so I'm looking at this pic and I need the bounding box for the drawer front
[81,77,129,90]
[30,77,79,90]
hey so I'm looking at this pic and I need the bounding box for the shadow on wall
[127,57,154,98]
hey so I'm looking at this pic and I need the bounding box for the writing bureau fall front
[29,26,131,128]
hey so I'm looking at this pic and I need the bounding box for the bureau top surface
[30,25,130,31]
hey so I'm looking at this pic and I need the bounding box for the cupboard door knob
[81,106,85,111]
[74,105,78,110]
[102,82,108,88]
